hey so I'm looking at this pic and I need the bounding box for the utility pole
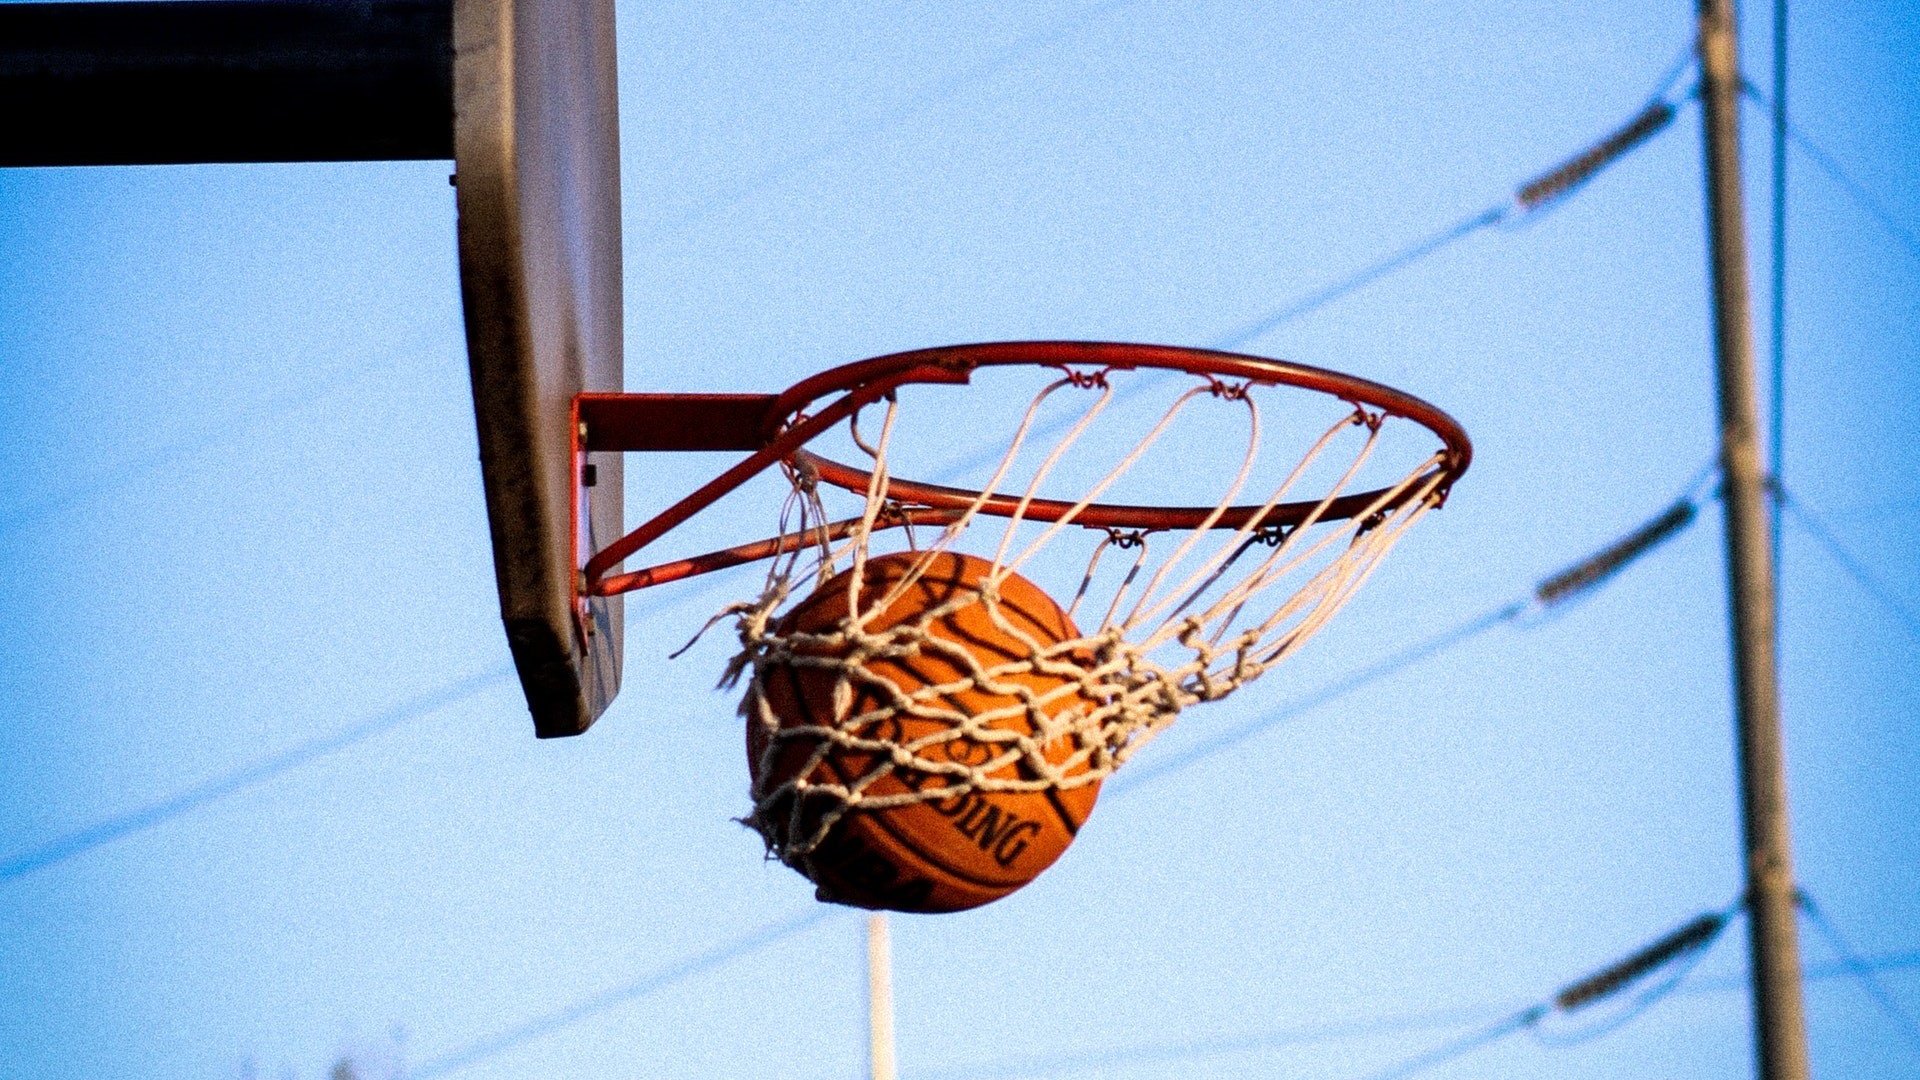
[1695,2,1813,1078]
[867,915,898,1080]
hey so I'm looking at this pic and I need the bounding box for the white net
[722,365,1453,872]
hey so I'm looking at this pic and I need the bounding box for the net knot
[727,360,1451,867]
[786,453,821,495]
[1205,378,1254,402]
[1254,523,1290,547]
[1346,402,1387,433]
[1058,366,1111,391]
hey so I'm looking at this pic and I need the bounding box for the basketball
[746,551,1103,913]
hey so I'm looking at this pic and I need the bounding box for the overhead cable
[908,1003,1500,1080]
[1216,85,1686,352]
[0,556,750,883]
[1353,901,1737,1080]
[920,47,1704,490]
[1797,889,1920,1057]
[1210,207,1506,351]
[0,350,408,539]
[411,906,843,1078]
[0,663,514,882]
[1111,472,1710,795]
[1555,910,1732,1011]
[1533,496,1699,607]
[1776,485,1920,641]
[919,941,1920,1080]
[1528,909,1732,1048]
[12,2,1145,537]
[648,0,1143,239]
[1768,0,1789,570]
[1741,82,1920,262]
[407,473,1717,1076]
[1358,1004,1549,1080]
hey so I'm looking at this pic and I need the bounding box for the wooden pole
[1695,2,1813,1077]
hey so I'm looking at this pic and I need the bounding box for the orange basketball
[746,551,1102,913]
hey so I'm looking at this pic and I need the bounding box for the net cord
[731,370,1449,868]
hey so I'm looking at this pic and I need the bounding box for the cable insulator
[1535,499,1697,607]
[1516,100,1679,211]
[1554,910,1730,1012]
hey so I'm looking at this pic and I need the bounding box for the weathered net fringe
[726,375,1445,869]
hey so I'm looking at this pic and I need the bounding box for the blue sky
[2,2,1916,1078]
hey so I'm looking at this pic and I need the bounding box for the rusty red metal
[590,508,966,596]
[578,393,779,452]
[571,342,1472,601]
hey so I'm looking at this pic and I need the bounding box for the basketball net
[723,368,1450,870]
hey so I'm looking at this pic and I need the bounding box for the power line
[908,936,1920,1079]
[1211,206,1509,352]
[1768,0,1789,574]
[1353,903,1736,1080]
[13,34,1736,1073]
[399,476,1715,1077]
[933,60,1697,486]
[0,350,407,539]
[1700,947,1920,992]
[5,3,1143,539]
[921,904,1734,1080]
[1529,911,1729,1048]
[1777,486,1920,641]
[1824,495,1920,519]
[1111,473,1710,796]
[410,906,843,1079]
[1216,67,1690,353]
[1106,599,1521,795]
[909,1003,1501,1080]
[0,663,514,882]
[0,551,754,884]
[1358,1004,1549,1080]
[645,0,1142,241]
[1740,82,1920,263]
[1796,890,1920,1057]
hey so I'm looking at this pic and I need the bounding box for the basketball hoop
[569,342,1470,905]
[575,342,1468,596]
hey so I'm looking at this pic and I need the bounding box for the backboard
[0,0,622,737]
[452,0,623,737]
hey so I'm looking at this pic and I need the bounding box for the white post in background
[867,914,897,1080]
